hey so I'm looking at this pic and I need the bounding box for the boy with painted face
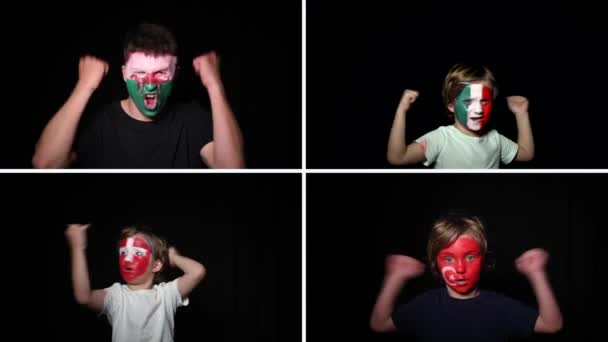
[66,224,206,342]
[33,22,245,169]
[370,215,562,341]
[387,64,535,168]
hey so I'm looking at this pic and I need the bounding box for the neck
[453,120,481,137]
[121,98,154,122]
[446,285,480,299]
[126,277,154,291]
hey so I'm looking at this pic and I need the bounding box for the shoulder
[82,101,122,126]
[171,100,209,117]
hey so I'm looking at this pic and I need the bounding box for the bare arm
[515,249,563,333]
[370,255,425,332]
[169,247,206,300]
[387,89,426,165]
[194,52,245,169]
[32,56,108,168]
[66,224,106,313]
[507,96,535,161]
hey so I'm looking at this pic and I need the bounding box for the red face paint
[118,236,152,282]
[436,236,483,294]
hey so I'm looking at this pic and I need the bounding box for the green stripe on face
[454,85,471,127]
[126,79,173,118]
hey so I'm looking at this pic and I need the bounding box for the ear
[447,103,455,113]
[152,260,163,273]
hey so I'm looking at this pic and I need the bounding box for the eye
[463,99,472,105]
[466,254,476,261]
[120,251,127,256]
[444,256,454,263]
[136,251,144,257]
[481,99,489,104]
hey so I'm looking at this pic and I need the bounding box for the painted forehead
[125,52,177,72]
[438,236,481,254]
[458,83,493,98]
[119,236,152,250]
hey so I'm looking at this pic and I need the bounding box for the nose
[472,100,483,114]
[456,259,466,273]
[144,82,158,92]
[124,254,133,262]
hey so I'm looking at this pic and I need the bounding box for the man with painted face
[387,64,535,168]
[370,215,563,341]
[66,224,206,342]
[33,22,245,168]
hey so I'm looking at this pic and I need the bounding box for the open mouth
[144,93,158,109]
[123,266,134,272]
[470,116,483,122]
[455,279,468,285]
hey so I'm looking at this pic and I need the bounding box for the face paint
[118,236,152,282]
[123,52,177,118]
[454,83,493,131]
[436,236,483,294]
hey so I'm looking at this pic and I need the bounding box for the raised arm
[169,247,206,300]
[32,56,108,168]
[515,248,562,333]
[507,96,535,161]
[370,254,425,332]
[65,224,106,313]
[194,52,245,168]
[387,89,426,165]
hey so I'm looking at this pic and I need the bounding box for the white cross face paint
[119,238,148,262]
[123,52,177,82]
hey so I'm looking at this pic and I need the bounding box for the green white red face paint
[436,236,483,295]
[119,236,152,283]
[123,52,177,118]
[454,83,493,131]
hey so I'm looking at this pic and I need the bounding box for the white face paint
[441,265,459,286]
[119,237,149,262]
[123,52,177,81]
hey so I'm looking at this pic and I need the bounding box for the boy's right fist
[398,89,419,111]
[385,254,425,280]
[65,223,91,250]
[77,55,108,92]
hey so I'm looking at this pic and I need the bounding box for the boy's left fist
[515,248,548,275]
[506,96,529,115]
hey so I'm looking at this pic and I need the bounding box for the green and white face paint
[123,52,177,118]
[453,83,494,131]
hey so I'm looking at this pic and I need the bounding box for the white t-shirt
[102,279,189,342]
[414,125,519,169]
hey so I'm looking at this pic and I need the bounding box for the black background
[5,173,301,341]
[307,1,608,168]
[7,1,301,168]
[308,173,604,340]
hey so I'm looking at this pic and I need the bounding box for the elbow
[74,293,90,306]
[194,264,207,282]
[548,318,563,334]
[387,150,405,165]
[32,151,67,169]
[32,153,54,169]
[369,317,393,333]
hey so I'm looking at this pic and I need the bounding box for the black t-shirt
[75,101,213,168]
[392,287,538,341]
